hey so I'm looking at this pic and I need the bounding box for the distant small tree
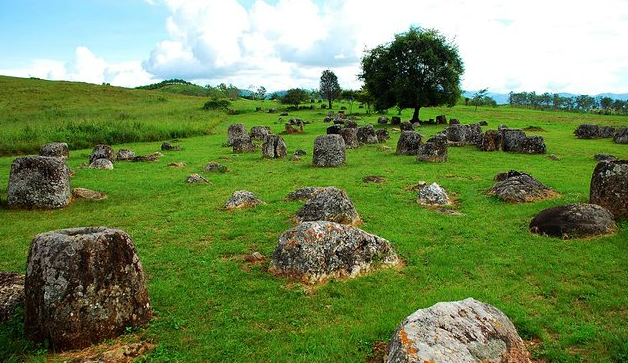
[575,95,596,112]
[341,89,358,114]
[255,86,266,100]
[310,89,322,101]
[355,87,374,114]
[280,88,310,108]
[217,83,241,100]
[600,96,613,111]
[471,88,496,111]
[320,70,341,109]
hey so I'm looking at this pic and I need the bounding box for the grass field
[1,77,628,362]
[0,76,225,155]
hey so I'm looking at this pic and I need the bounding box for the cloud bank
[0,46,156,87]
[143,0,628,94]
[4,0,628,94]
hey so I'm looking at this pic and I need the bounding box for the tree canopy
[471,88,497,110]
[280,88,310,108]
[360,27,464,122]
[319,70,341,109]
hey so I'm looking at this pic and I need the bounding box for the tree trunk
[328,99,332,109]
[411,106,420,122]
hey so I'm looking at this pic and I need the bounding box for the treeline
[508,91,628,115]
[136,79,246,99]
[136,79,193,90]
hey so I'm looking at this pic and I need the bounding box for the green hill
[0,76,225,155]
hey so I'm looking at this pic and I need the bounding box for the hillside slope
[0,76,225,155]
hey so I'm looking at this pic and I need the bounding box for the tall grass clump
[0,76,227,155]
[0,119,218,155]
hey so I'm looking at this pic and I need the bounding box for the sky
[1,0,628,95]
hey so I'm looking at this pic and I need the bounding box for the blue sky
[1,0,628,94]
[0,0,167,64]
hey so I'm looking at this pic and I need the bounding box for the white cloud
[141,0,628,93]
[4,0,627,94]
[0,46,157,87]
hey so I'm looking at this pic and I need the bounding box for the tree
[360,27,464,122]
[255,86,266,102]
[217,83,241,100]
[600,96,613,111]
[575,95,596,112]
[355,87,374,114]
[280,88,310,108]
[320,70,341,109]
[341,89,358,114]
[471,88,489,111]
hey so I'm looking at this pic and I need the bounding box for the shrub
[203,99,231,111]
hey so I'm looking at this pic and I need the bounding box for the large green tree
[319,69,341,109]
[280,88,310,108]
[360,27,464,122]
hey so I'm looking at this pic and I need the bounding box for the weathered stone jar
[24,227,152,351]
[7,156,71,209]
[590,160,628,219]
[386,298,531,363]
[312,134,345,167]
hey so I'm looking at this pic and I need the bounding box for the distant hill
[463,90,628,105]
[0,75,223,155]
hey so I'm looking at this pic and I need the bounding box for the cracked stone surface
[89,158,114,170]
[250,126,272,140]
[72,188,107,200]
[262,135,287,158]
[386,298,531,363]
[7,156,71,209]
[0,272,24,323]
[285,187,325,202]
[590,160,628,219]
[396,131,422,155]
[530,203,616,238]
[417,134,447,162]
[614,127,628,144]
[115,149,135,161]
[40,142,69,159]
[295,186,360,225]
[340,128,359,149]
[489,172,557,203]
[24,227,152,351]
[270,221,399,284]
[416,182,450,206]
[89,144,114,164]
[225,190,265,210]
[227,123,247,147]
[502,129,546,154]
[312,134,345,167]
[478,130,502,151]
[357,124,379,144]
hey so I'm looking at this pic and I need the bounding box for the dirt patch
[366,340,388,363]
[363,175,387,183]
[53,338,154,363]
[525,338,547,363]
[167,162,185,167]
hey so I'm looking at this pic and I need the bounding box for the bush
[203,99,231,111]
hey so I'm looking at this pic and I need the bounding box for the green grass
[0,76,226,155]
[1,77,628,362]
